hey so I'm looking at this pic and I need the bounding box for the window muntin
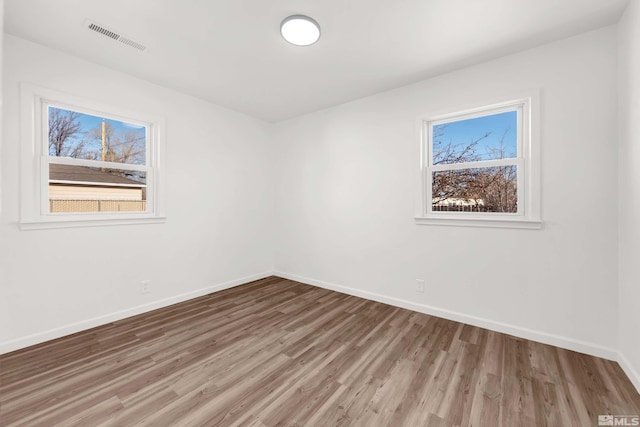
[419,97,538,227]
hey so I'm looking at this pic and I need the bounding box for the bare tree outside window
[48,108,83,157]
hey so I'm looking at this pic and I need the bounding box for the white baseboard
[274,271,620,362]
[0,271,273,355]
[617,352,640,394]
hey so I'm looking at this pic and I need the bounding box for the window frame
[415,95,541,229]
[20,83,166,230]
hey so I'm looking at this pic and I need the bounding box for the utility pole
[101,119,106,171]
[101,119,106,163]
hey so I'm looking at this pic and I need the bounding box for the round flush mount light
[280,15,320,46]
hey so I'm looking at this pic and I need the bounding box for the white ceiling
[4,0,629,122]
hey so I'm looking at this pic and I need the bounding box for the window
[20,84,165,229]
[416,97,541,229]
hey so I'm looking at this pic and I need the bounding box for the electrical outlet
[416,279,425,293]
[140,280,151,294]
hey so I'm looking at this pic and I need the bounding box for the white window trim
[19,83,166,230]
[415,92,541,229]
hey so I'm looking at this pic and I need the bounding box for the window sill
[19,215,166,230]
[414,216,542,230]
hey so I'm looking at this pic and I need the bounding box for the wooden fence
[50,200,147,213]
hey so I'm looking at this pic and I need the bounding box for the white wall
[0,0,5,344]
[0,35,274,353]
[618,1,640,391]
[273,26,620,359]
[0,0,3,216]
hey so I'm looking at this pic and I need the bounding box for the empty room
[1,0,639,426]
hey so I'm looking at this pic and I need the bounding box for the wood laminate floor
[1,276,639,426]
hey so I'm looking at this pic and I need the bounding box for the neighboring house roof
[49,163,146,187]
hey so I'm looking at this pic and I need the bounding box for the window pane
[48,106,146,165]
[49,164,147,213]
[432,166,517,213]
[432,111,517,165]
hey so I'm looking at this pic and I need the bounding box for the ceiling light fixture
[280,15,320,46]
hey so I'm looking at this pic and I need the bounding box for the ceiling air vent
[85,20,147,52]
